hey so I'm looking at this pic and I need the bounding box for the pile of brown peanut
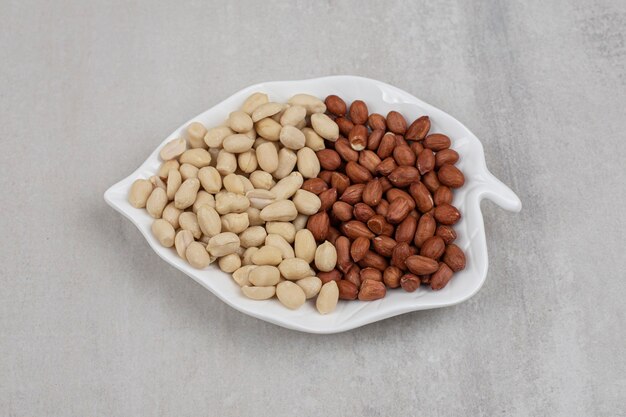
[128,92,466,315]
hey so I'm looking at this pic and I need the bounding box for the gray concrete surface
[1,0,625,416]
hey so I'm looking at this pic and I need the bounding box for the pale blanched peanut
[215,192,250,214]
[301,128,325,151]
[293,214,308,231]
[249,265,281,286]
[251,102,284,122]
[242,247,259,265]
[192,191,215,213]
[151,219,175,247]
[179,212,201,239]
[296,147,320,179]
[128,179,153,208]
[146,187,168,218]
[216,150,237,176]
[246,189,275,209]
[238,175,254,193]
[315,241,337,272]
[198,166,222,193]
[296,276,322,299]
[242,285,275,300]
[241,92,269,115]
[180,148,212,168]
[187,122,208,149]
[249,171,275,190]
[197,205,221,237]
[292,189,321,215]
[256,142,279,173]
[175,229,194,259]
[221,213,249,234]
[218,253,241,273]
[186,241,214,269]
[239,226,267,248]
[252,246,282,266]
[265,234,295,259]
[278,258,311,280]
[271,172,303,200]
[162,202,182,229]
[316,281,339,314]
[265,222,296,243]
[179,163,199,180]
[280,105,306,127]
[279,125,306,150]
[199,234,211,244]
[273,148,298,179]
[223,173,245,194]
[223,134,255,153]
[232,265,256,286]
[294,229,316,263]
[288,94,326,115]
[174,178,200,209]
[204,126,233,148]
[255,117,282,141]
[150,175,166,190]
[276,281,306,310]
[166,169,182,200]
[311,113,339,141]
[158,160,180,179]
[260,200,298,221]
[207,232,240,257]
[228,111,253,133]
[246,207,264,226]
[238,150,257,173]
[160,137,187,160]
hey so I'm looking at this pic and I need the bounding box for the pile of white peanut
[127,93,340,314]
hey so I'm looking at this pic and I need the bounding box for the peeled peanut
[215,192,250,214]
[218,253,241,273]
[316,281,339,314]
[272,148,298,179]
[207,232,240,257]
[252,245,283,266]
[223,173,245,195]
[192,191,215,213]
[238,150,257,173]
[279,126,306,150]
[128,179,153,208]
[260,200,298,222]
[179,212,201,239]
[228,110,253,133]
[187,122,208,149]
[150,175,166,190]
[198,166,222,193]
[197,206,221,237]
[159,137,187,160]
[242,247,259,265]
[174,178,200,209]
[315,241,337,272]
[216,150,237,176]
[265,222,296,243]
[294,229,316,263]
[158,160,180,179]
[146,187,168,218]
[166,169,182,200]
[221,213,249,234]
[256,142,279,173]
[288,94,326,115]
[252,102,284,122]
[311,113,339,141]
[249,171,275,190]
[232,265,256,286]
[255,117,282,141]
[186,242,214,269]
[301,127,325,151]
[242,285,276,300]
[223,134,255,153]
[296,276,322,299]
[239,226,267,248]
[180,148,211,168]
[246,189,275,209]
[278,258,311,280]
[276,281,306,310]
[162,202,181,228]
[175,229,194,259]
[296,147,320,179]
[241,92,269,115]
[265,234,295,259]
[179,163,199,180]
[293,214,308,231]
[246,207,264,226]
[151,219,175,247]
[271,172,303,200]
[249,265,281,286]
[280,105,306,127]
[204,126,233,148]
[292,189,321,215]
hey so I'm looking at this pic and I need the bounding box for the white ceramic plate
[104,76,521,334]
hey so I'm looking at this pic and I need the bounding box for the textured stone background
[1,0,625,416]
